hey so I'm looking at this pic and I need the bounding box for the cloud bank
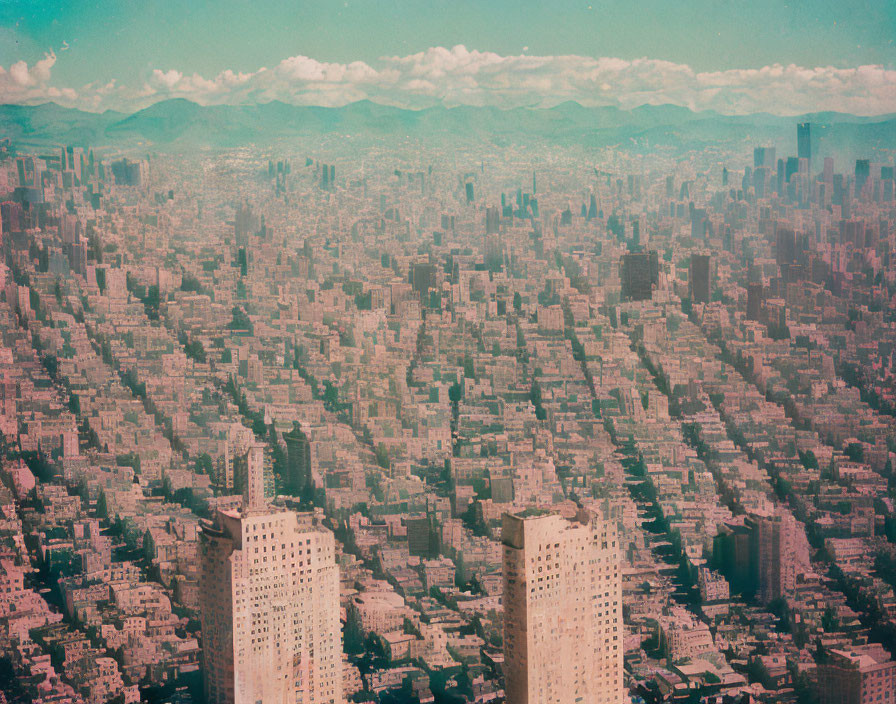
[2,45,895,116]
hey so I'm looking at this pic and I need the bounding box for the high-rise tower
[200,437,342,704]
[689,254,711,304]
[797,123,811,166]
[284,422,312,497]
[746,509,808,604]
[502,509,623,704]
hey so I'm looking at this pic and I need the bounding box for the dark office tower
[714,522,752,592]
[485,234,503,272]
[883,168,895,202]
[234,201,255,247]
[833,174,845,205]
[412,262,436,299]
[746,511,804,604]
[690,254,711,304]
[785,157,799,182]
[620,252,655,301]
[560,207,573,226]
[1,202,23,233]
[283,422,312,496]
[855,159,870,195]
[607,213,623,240]
[631,220,640,246]
[666,175,674,198]
[485,206,500,234]
[110,158,143,187]
[465,182,474,203]
[754,146,776,169]
[586,193,598,221]
[752,167,767,198]
[776,227,796,269]
[321,164,329,190]
[797,122,811,165]
[776,159,785,193]
[532,171,536,194]
[329,164,336,185]
[691,209,708,240]
[722,167,729,186]
[405,515,431,558]
[16,156,32,186]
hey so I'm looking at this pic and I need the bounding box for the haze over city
[1,2,895,704]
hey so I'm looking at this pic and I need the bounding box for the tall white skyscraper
[200,439,343,704]
[502,508,623,704]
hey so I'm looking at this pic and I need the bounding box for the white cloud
[0,51,69,102]
[2,46,895,116]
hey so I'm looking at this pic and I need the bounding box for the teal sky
[1,0,895,114]
[3,0,894,80]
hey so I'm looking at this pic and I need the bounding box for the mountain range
[1,99,893,160]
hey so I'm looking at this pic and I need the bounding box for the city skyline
[2,4,896,704]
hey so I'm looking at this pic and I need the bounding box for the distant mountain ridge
[1,99,893,159]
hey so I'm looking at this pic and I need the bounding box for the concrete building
[284,422,312,496]
[660,610,715,661]
[747,509,808,604]
[818,645,896,704]
[620,251,658,302]
[200,443,343,704]
[502,508,623,704]
[404,514,431,558]
[747,282,764,322]
[689,254,711,304]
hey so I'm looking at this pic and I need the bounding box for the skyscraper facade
[485,206,500,234]
[284,422,312,497]
[200,442,343,704]
[747,282,764,322]
[754,146,776,169]
[797,122,811,165]
[690,254,711,304]
[747,510,807,604]
[502,509,623,704]
[620,251,656,302]
[818,645,896,704]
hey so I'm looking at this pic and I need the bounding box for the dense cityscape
[2,3,896,703]
[0,113,894,704]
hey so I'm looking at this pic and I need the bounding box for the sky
[1,0,895,115]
